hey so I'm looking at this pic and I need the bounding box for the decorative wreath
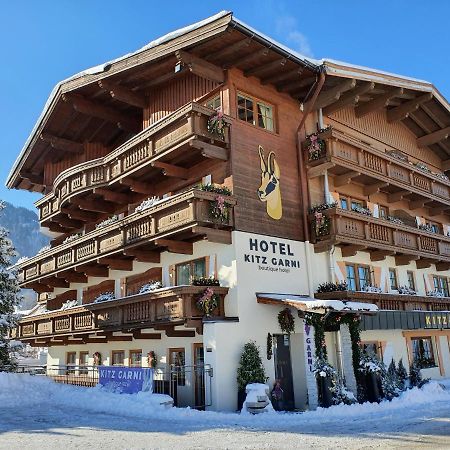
[278,308,295,334]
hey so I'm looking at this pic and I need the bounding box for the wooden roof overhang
[7,11,319,194]
[310,61,450,168]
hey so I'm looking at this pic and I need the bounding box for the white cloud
[275,15,313,57]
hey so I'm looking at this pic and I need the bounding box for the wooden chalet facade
[7,11,450,410]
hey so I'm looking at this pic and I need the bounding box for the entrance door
[193,344,205,409]
[273,334,295,410]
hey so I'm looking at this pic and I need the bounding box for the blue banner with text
[98,366,154,394]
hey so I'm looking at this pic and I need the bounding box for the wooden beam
[40,133,84,154]
[206,38,252,62]
[364,182,389,196]
[436,262,450,272]
[417,126,450,148]
[76,198,116,213]
[98,80,147,108]
[223,47,270,69]
[52,216,83,230]
[416,258,433,269]
[370,250,395,262]
[154,239,193,254]
[341,245,366,257]
[123,249,160,263]
[192,227,232,244]
[323,82,376,116]
[165,328,196,338]
[44,278,70,288]
[21,172,43,185]
[62,93,140,133]
[97,257,133,271]
[395,255,419,266]
[442,160,450,172]
[61,207,99,222]
[428,207,449,217]
[261,68,303,86]
[355,88,403,118]
[25,282,53,293]
[175,50,225,84]
[388,190,411,203]
[151,161,189,179]
[132,331,162,340]
[56,272,87,283]
[120,178,155,195]
[189,140,228,161]
[410,199,432,210]
[75,266,109,277]
[387,93,433,123]
[333,171,360,187]
[98,334,133,342]
[93,188,132,204]
[306,79,356,111]
[281,77,315,94]
[47,222,70,234]
[244,58,287,78]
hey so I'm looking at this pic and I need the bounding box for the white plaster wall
[360,330,409,367]
[439,336,450,377]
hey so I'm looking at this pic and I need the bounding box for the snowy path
[0,374,450,449]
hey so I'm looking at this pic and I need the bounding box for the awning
[256,293,378,315]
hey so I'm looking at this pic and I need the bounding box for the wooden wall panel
[227,69,305,241]
[126,268,162,296]
[328,107,442,170]
[144,73,219,127]
[83,280,115,305]
[43,143,109,186]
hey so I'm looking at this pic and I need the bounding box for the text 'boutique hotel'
[8,11,450,411]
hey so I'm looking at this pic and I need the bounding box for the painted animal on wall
[257,145,283,220]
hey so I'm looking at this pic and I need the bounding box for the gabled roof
[6,11,450,191]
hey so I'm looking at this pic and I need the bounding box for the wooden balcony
[35,102,230,229]
[17,285,229,345]
[312,207,450,269]
[19,189,235,290]
[315,290,450,312]
[306,128,450,214]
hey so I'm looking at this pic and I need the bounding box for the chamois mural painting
[257,145,282,220]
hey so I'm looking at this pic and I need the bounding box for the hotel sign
[98,367,154,394]
[425,312,450,329]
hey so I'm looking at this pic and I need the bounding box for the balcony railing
[18,189,235,287]
[36,102,231,224]
[311,207,450,264]
[305,128,450,208]
[315,290,450,312]
[17,285,229,342]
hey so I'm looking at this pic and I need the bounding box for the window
[378,205,389,219]
[407,271,416,291]
[129,350,142,368]
[66,352,76,374]
[176,258,206,285]
[169,348,186,386]
[433,276,449,297]
[340,197,348,210]
[346,264,372,291]
[205,95,221,111]
[237,93,274,132]
[425,220,441,234]
[389,268,398,290]
[412,337,436,368]
[79,351,89,375]
[361,341,382,359]
[351,199,364,210]
[111,350,125,366]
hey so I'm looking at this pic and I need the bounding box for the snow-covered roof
[256,293,378,314]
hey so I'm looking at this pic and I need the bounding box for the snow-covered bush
[95,215,119,229]
[359,352,383,374]
[385,216,404,225]
[362,285,382,293]
[409,362,430,388]
[94,292,115,303]
[63,233,82,245]
[316,281,348,293]
[426,289,445,298]
[138,281,163,294]
[134,196,161,213]
[60,300,78,310]
[398,286,417,295]
[313,355,336,378]
[330,377,357,405]
[351,205,372,216]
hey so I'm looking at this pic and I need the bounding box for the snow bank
[1,373,449,428]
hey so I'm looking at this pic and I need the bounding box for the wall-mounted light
[174,62,184,73]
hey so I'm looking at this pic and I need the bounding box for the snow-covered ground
[0,373,450,449]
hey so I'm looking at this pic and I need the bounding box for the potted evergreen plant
[313,355,336,408]
[359,352,384,402]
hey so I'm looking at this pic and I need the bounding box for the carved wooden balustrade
[315,290,450,312]
[16,286,229,343]
[18,189,235,287]
[35,102,231,224]
[305,128,450,209]
[311,207,450,265]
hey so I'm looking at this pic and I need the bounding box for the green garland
[304,313,327,358]
[266,333,273,360]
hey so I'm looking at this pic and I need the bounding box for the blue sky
[1,0,449,211]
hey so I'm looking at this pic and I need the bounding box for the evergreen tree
[396,358,408,391]
[236,341,266,391]
[0,202,20,369]
[409,362,429,388]
[382,359,399,400]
